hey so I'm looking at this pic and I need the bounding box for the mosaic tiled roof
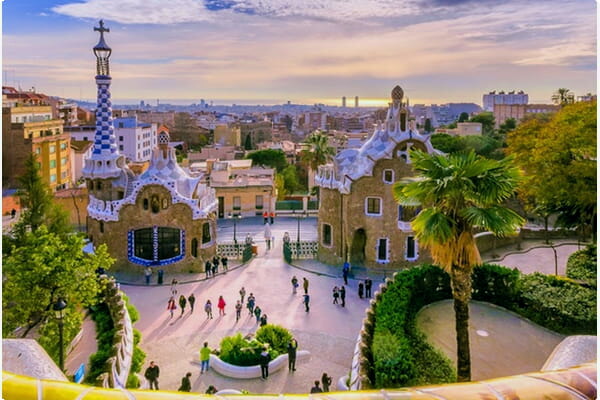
[315,85,441,194]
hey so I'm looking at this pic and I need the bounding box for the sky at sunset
[2,0,597,106]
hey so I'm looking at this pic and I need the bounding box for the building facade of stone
[83,21,217,273]
[315,86,440,268]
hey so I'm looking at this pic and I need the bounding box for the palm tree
[551,88,574,106]
[393,150,524,382]
[300,130,335,191]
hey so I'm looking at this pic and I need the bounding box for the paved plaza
[63,217,583,394]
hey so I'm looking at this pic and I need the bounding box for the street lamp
[293,210,307,255]
[227,213,241,257]
[548,242,558,276]
[53,298,67,371]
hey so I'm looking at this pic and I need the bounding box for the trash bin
[157,269,164,285]
[252,245,258,255]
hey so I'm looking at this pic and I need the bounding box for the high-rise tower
[342,96,346,107]
[354,96,359,107]
[82,20,131,201]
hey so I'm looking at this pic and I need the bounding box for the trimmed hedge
[368,263,597,388]
[219,324,292,366]
[566,244,596,287]
[85,303,114,384]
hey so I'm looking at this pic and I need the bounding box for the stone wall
[88,184,216,273]
[97,277,134,388]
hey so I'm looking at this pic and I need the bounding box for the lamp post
[53,298,67,371]
[293,210,306,255]
[227,213,241,257]
[549,242,558,276]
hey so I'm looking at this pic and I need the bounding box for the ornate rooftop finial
[93,20,112,76]
[391,85,404,102]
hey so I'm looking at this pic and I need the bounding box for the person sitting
[205,385,218,394]
[310,380,323,393]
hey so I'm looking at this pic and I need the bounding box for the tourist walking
[212,255,220,274]
[291,276,299,294]
[235,300,242,321]
[260,313,268,326]
[254,305,262,323]
[263,211,269,224]
[340,285,346,307]
[322,373,332,392]
[303,277,309,294]
[178,372,192,392]
[204,299,213,319]
[167,297,177,318]
[332,286,339,304]
[260,346,271,379]
[222,256,228,272]
[188,293,195,313]
[365,278,372,298]
[144,361,160,390]
[217,295,226,316]
[145,267,152,285]
[264,223,272,250]
[342,261,350,285]
[269,211,275,224]
[287,338,298,371]
[239,286,246,303]
[358,282,364,299]
[170,279,178,296]
[179,295,187,316]
[303,293,310,312]
[247,293,256,315]
[212,262,218,277]
[205,260,212,278]
[200,342,211,374]
[283,232,291,245]
[310,381,323,393]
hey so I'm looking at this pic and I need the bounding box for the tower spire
[82,20,128,192]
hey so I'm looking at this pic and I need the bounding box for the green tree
[458,112,469,122]
[3,226,114,362]
[430,134,465,154]
[245,149,287,172]
[393,150,524,382]
[244,134,253,150]
[281,164,300,193]
[507,101,596,239]
[424,118,432,133]
[551,88,575,106]
[469,112,495,136]
[172,112,206,147]
[300,130,335,171]
[498,118,517,136]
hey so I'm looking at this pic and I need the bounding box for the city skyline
[3,0,597,106]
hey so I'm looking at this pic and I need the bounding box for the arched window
[202,223,211,244]
[151,195,160,213]
[129,227,185,265]
[400,111,407,131]
[191,238,198,257]
[162,198,168,209]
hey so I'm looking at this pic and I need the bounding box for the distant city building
[434,122,482,136]
[315,85,440,268]
[187,145,239,162]
[66,116,157,163]
[342,96,346,108]
[483,90,528,112]
[70,139,93,183]
[354,96,359,108]
[214,124,241,147]
[577,94,597,102]
[493,103,560,128]
[2,103,71,191]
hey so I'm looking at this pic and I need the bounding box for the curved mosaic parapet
[2,363,596,399]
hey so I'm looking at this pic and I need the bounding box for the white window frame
[365,197,382,217]
[405,235,419,261]
[376,237,389,263]
[383,169,394,184]
[321,223,333,248]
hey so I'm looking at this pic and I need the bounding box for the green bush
[133,329,142,346]
[515,273,597,334]
[566,244,596,287]
[122,294,140,323]
[126,374,140,389]
[255,324,293,355]
[472,264,520,308]
[372,330,415,387]
[407,329,456,386]
[85,303,114,384]
[219,333,265,366]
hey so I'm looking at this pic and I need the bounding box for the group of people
[310,373,333,393]
[290,275,311,312]
[166,292,196,318]
[331,285,346,307]
[205,255,228,278]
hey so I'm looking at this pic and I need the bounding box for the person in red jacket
[263,211,268,224]
[217,295,226,316]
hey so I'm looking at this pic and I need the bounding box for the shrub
[472,264,520,308]
[85,303,114,384]
[133,329,142,346]
[122,294,140,323]
[372,330,415,387]
[126,374,140,389]
[219,333,264,366]
[255,324,293,355]
[566,244,597,287]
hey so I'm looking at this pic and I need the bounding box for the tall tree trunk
[451,266,472,382]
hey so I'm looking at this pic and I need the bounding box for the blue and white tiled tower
[82,20,131,201]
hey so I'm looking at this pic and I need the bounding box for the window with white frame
[233,196,241,210]
[322,224,332,247]
[365,197,382,216]
[406,236,418,261]
[376,238,389,262]
[383,169,394,184]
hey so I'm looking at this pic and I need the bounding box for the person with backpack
[204,299,213,319]
[247,293,255,315]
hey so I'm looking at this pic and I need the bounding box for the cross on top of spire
[94,20,110,35]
